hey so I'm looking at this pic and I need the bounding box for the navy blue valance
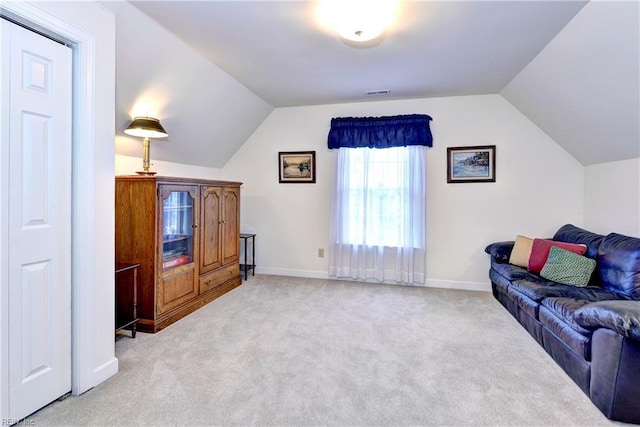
[327,114,433,149]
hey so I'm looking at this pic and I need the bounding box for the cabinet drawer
[199,264,239,294]
[158,264,197,315]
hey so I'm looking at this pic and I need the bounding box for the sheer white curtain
[328,145,427,284]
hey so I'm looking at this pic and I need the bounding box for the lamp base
[136,170,157,176]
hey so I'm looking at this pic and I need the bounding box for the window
[327,114,431,284]
[329,145,427,283]
[342,146,422,247]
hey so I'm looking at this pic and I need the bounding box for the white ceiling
[502,0,640,165]
[130,0,588,108]
[104,0,638,168]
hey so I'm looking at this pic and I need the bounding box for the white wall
[222,94,584,289]
[100,1,273,169]
[585,158,640,237]
[115,154,222,180]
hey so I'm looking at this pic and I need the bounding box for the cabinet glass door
[161,189,195,270]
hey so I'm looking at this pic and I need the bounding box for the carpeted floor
[30,275,614,426]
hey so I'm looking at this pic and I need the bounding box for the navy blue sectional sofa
[485,224,640,423]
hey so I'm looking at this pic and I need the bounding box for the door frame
[1,1,104,412]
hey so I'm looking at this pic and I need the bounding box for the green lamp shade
[124,117,168,138]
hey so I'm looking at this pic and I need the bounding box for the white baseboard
[423,278,491,293]
[255,267,491,292]
[89,357,119,392]
[256,266,329,279]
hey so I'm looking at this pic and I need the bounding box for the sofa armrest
[485,241,514,263]
[575,301,640,340]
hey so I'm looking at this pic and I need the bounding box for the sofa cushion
[510,278,628,303]
[491,261,539,282]
[597,233,640,299]
[574,301,640,340]
[541,297,593,334]
[540,246,597,287]
[511,279,570,302]
[553,224,606,259]
[507,286,539,319]
[528,239,587,273]
[541,297,596,360]
[509,235,534,267]
[540,304,592,360]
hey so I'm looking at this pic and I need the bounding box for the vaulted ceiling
[104,1,639,168]
[130,0,588,107]
[502,1,639,165]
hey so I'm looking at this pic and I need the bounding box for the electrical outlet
[318,248,325,258]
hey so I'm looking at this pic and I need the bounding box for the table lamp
[124,117,168,175]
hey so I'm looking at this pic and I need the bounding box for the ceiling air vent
[366,89,391,96]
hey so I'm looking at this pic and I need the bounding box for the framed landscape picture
[447,145,496,183]
[278,151,316,183]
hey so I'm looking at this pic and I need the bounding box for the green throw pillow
[540,246,597,287]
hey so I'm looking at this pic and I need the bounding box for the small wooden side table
[115,262,140,338]
[239,233,256,280]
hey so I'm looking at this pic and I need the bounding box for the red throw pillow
[528,239,587,274]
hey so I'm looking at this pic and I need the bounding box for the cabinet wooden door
[221,187,240,265]
[200,186,223,274]
[157,184,199,315]
[201,186,240,273]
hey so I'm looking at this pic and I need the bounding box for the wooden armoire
[115,176,242,332]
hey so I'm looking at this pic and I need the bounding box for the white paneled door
[1,18,73,420]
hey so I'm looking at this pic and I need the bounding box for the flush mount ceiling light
[317,0,398,44]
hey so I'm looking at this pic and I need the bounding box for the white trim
[423,278,491,293]
[91,358,119,387]
[0,18,10,419]
[257,267,492,292]
[0,1,116,399]
[68,17,100,398]
[257,266,330,280]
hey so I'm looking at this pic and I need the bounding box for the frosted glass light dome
[318,0,398,43]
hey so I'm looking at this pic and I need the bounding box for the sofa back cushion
[553,224,605,259]
[597,233,640,300]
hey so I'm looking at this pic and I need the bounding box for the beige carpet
[30,275,612,426]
